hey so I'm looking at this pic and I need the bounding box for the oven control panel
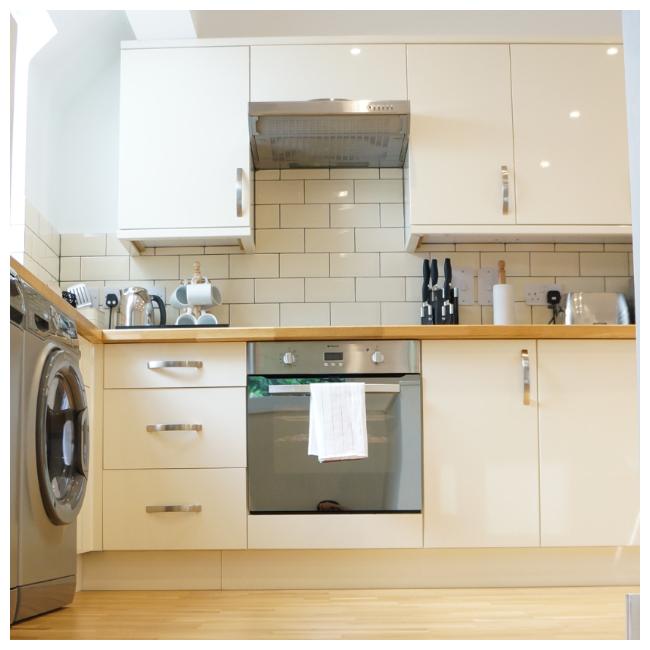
[247,340,420,375]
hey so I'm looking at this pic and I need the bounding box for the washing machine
[10,271,25,622]
[14,278,89,622]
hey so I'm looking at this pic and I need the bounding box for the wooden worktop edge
[100,323,636,343]
[10,257,103,344]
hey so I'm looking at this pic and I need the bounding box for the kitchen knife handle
[501,165,509,215]
[431,258,439,287]
[236,168,244,218]
[422,259,431,302]
[521,349,531,406]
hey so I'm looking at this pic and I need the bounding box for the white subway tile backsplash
[330,204,380,228]
[59,257,80,282]
[230,303,279,327]
[330,168,379,180]
[555,243,604,252]
[458,304,482,325]
[256,229,304,253]
[306,278,355,302]
[380,252,429,277]
[179,255,228,280]
[214,279,254,304]
[556,276,605,293]
[280,303,330,326]
[356,277,404,302]
[281,204,329,228]
[61,234,106,257]
[255,205,280,229]
[255,180,304,204]
[482,252,531,276]
[230,254,278,278]
[579,252,628,276]
[355,228,404,252]
[355,179,403,203]
[255,278,304,303]
[305,228,354,253]
[330,253,379,278]
[405,277,423,302]
[305,180,354,204]
[331,302,380,326]
[530,252,578,276]
[380,302,420,325]
[379,204,404,227]
[81,256,130,281]
[280,169,329,180]
[605,277,633,293]
[280,253,329,278]
[130,256,179,280]
[431,252,480,274]
[379,168,403,179]
[604,243,633,252]
[255,170,280,181]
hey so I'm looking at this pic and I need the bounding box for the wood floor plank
[10,586,638,640]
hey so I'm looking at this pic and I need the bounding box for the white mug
[186,282,221,306]
[175,312,196,326]
[197,312,218,325]
[170,285,189,309]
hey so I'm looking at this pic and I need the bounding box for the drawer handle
[501,165,509,215]
[521,349,531,406]
[146,424,203,433]
[147,360,203,369]
[145,505,202,513]
[236,167,244,218]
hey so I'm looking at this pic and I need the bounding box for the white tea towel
[308,382,368,463]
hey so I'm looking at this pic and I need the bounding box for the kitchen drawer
[104,387,246,469]
[103,469,247,550]
[104,343,246,389]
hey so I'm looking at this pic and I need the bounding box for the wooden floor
[10,586,637,640]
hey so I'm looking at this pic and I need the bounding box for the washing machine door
[36,347,89,525]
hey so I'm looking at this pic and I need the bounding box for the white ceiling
[191,10,622,42]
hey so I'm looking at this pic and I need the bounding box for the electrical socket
[525,283,562,305]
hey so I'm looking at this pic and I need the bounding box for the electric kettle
[115,287,166,327]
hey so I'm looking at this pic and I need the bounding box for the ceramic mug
[170,285,189,310]
[186,282,221,306]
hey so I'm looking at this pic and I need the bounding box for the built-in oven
[246,340,421,514]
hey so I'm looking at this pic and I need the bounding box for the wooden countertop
[11,257,636,344]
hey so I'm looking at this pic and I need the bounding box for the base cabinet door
[537,340,639,546]
[422,340,540,547]
[103,469,247,550]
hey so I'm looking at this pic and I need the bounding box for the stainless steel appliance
[14,277,89,622]
[248,99,410,169]
[564,292,630,324]
[115,286,166,327]
[10,271,25,621]
[246,340,421,514]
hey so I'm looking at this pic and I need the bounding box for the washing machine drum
[36,348,89,525]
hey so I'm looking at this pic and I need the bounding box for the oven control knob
[282,351,296,366]
[371,350,385,364]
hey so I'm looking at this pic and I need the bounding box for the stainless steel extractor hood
[249,99,410,169]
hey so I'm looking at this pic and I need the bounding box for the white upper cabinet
[537,340,639,547]
[511,44,631,226]
[118,46,253,250]
[251,45,407,101]
[422,340,540,548]
[407,45,515,227]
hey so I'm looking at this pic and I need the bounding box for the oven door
[247,375,421,514]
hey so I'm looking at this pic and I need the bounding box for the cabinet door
[422,340,539,547]
[511,45,630,225]
[251,45,407,101]
[538,340,638,546]
[119,47,250,231]
[407,45,515,226]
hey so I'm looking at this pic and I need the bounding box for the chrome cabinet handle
[501,165,509,215]
[521,349,530,406]
[268,383,400,395]
[147,360,203,369]
[236,168,243,218]
[146,424,203,433]
[145,505,202,513]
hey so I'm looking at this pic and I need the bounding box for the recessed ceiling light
[569,110,581,119]
[606,47,619,56]
[539,160,551,169]
[350,47,361,56]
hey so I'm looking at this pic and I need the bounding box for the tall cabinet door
[537,340,639,547]
[119,46,250,231]
[422,341,539,547]
[511,45,630,225]
[407,45,515,226]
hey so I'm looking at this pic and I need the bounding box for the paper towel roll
[493,283,515,324]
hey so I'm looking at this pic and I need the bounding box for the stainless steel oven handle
[268,383,400,395]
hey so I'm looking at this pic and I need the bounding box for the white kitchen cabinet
[407,45,515,228]
[118,46,253,251]
[251,44,407,101]
[510,44,630,226]
[422,340,540,548]
[537,340,639,547]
